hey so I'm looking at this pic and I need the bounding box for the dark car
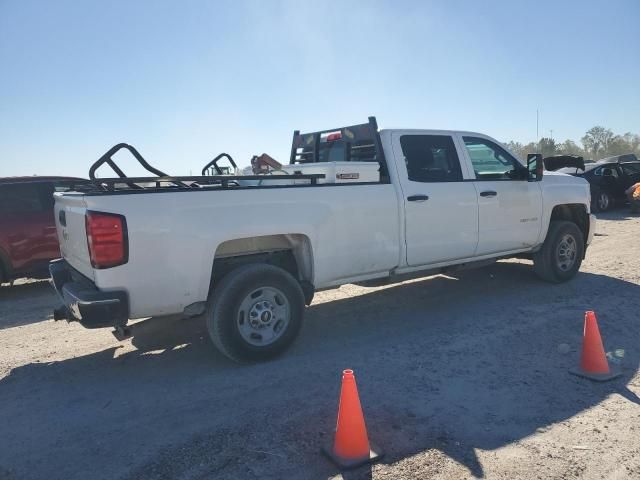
[0,176,87,284]
[554,154,640,212]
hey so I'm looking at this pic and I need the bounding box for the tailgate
[54,193,94,279]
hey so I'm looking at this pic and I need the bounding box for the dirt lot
[1,211,639,480]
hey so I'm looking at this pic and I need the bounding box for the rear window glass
[299,140,378,163]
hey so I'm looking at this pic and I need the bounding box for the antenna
[536,108,540,148]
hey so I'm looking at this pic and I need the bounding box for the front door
[393,132,479,266]
[458,135,542,255]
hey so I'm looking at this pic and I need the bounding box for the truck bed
[54,182,401,318]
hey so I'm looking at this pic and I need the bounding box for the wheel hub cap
[238,287,290,346]
[556,234,577,272]
[599,193,609,209]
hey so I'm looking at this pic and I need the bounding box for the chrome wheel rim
[598,193,609,211]
[556,233,578,272]
[237,287,290,346]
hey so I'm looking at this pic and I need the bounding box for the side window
[622,163,640,176]
[599,166,618,178]
[400,135,463,182]
[463,137,524,180]
[0,184,44,214]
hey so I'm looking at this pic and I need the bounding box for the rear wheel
[533,221,584,283]
[594,190,612,212]
[206,263,305,363]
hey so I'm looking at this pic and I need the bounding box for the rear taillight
[85,211,128,269]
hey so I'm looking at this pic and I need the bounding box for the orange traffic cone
[570,311,621,381]
[322,369,383,468]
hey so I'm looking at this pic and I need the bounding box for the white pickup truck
[50,117,595,362]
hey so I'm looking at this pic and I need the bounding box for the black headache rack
[81,143,324,193]
[80,116,385,193]
[201,153,238,176]
[289,116,387,175]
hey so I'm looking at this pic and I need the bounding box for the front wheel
[533,221,585,283]
[206,263,305,363]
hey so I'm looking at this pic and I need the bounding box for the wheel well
[550,204,589,245]
[212,249,299,285]
[209,234,315,304]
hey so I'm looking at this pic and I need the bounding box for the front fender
[537,173,591,245]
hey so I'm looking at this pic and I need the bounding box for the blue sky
[1,0,639,177]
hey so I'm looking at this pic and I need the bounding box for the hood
[543,155,585,172]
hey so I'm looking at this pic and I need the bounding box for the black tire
[533,221,584,283]
[206,263,305,363]
[592,188,612,212]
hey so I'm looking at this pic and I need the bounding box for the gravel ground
[1,211,639,480]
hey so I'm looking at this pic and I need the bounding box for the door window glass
[463,137,525,180]
[622,163,640,175]
[0,184,44,214]
[400,135,463,182]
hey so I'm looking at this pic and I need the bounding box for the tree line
[505,126,640,162]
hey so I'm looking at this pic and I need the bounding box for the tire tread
[206,263,304,363]
[533,220,584,283]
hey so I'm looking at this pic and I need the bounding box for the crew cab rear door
[391,131,479,266]
[457,135,542,255]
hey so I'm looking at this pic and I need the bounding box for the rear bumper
[49,259,129,329]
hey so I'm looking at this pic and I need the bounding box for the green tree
[538,137,557,158]
[581,126,614,160]
[622,133,640,154]
[557,139,585,157]
[504,126,638,163]
[504,141,525,160]
[607,135,631,156]
[504,141,540,161]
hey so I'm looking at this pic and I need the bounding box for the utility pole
[550,129,553,141]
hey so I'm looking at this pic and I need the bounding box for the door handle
[407,195,429,202]
[480,190,497,198]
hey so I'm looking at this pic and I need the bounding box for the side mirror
[527,153,543,182]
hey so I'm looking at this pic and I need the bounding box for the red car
[0,177,87,284]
